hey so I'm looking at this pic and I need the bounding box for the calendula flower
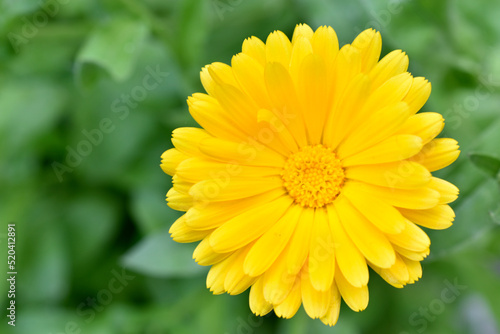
[160,23,460,326]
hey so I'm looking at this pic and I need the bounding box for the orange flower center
[281,145,345,208]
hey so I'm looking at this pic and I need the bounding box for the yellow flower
[160,23,460,326]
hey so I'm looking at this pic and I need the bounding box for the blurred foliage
[0,0,499,333]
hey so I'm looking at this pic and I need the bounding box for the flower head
[161,23,460,326]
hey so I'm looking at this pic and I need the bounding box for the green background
[1,0,500,333]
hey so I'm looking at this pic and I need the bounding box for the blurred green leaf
[451,0,500,63]
[20,218,70,305]
[131,186,181,235]
[278,307,360,334]
[65,192,120,268]
[441,119,500,202]
[459,294,499,334]
[469,153,500,177]
[0,80,65,151]
[121,227,204,278]
[177,0,207,68]
[0,0,39,26]
[489,206,500,225]
[75,111,156,184]
[6,307,79,334]
[429,179,500,260]
[76,16,149,83]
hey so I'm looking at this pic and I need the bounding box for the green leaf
[9,307,80,334]
[76,16,149,83]
[177,0,208,69]
[429,179,500,260]
[64,192,120,268]
[0,79,65,152]
[0,0,39,26]
[17,217,70,305]
[460,294,499,334]
[469,152,500,177]
[131,186,182,235]
[277,307,360,334]
[121,227,205,278]
[490,206,500,225]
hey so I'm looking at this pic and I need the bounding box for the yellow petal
[227,275,257,296]
[410,138,460,172]
[289,36,314,85]
[210,82,293,157]
[330,44,362,102]
[249,277,273,316]
[311,25,339,59]
[394,245,429,261]
[187,93,244,142]
[350,181,439,209]
[244,204,302,276]
[199,136,286,167]
[172,174,192,194]
[428,177,459,204]
[264,62,308,147]
[362,72,413,116]
[311,25,339,78]
[345,161,431,189]
[200,62,238,96]
[262,250,297,304]
[323,73,371,149]
[161,148,189,176]
[169,215,210,243]
[338,101,411,157]
[320,284,341,326]
[292,23,314,43]
[211,82,260,131]
[231,53,270,108]
[343,182,406,234]
[387,220,430,252]
[342,135,423,166]
[351,28,382,72]
[370,253,410,288]
[171,127,212,156]
[242,36,266,66]
[206,254,235,295]
[301,265,331,319]
[185,188,285,230]
[327,205,369,288]
[206,244,256,295]
[224,245,258,295]
[176,157,281,183]
[309,208,335,291]
[274,277,302,319]
[286,207,314,275]
[266,30,292,68]
[399,205,455,230]
[396,112,444,145]
[401,256,422,284]
[257,108,299,153]
[335,266,369,312]
[193,237,231,266]
[335,196,396,268]
[402,77,431,115]
[369,50,409,90]
[189,176,282,204]
[297,53,328,144]
[209,195,293,253]
[336,72,411,144]
[166,188,193,211]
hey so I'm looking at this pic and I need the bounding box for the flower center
[281,145,345,208]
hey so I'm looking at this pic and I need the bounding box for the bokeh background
[1,0,500,333]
